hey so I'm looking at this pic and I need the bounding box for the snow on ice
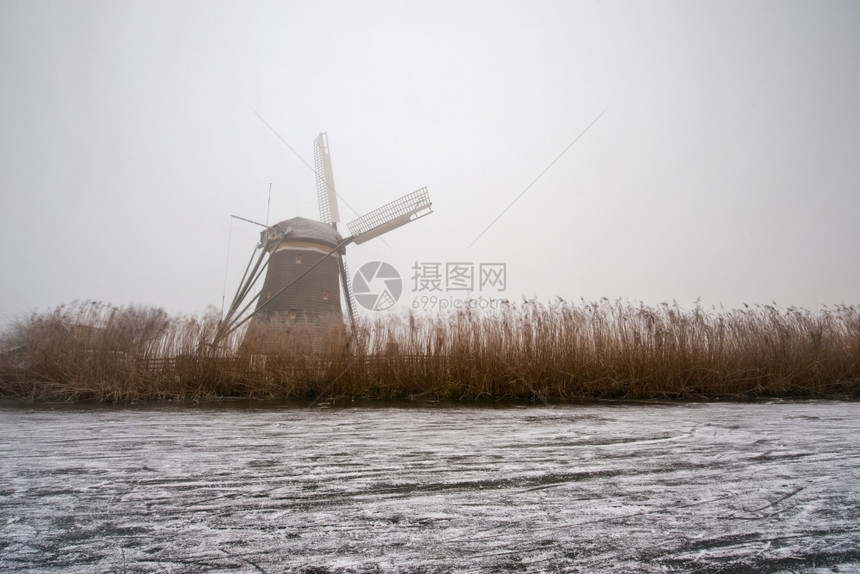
[1,400,859,572]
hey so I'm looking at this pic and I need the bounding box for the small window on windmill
[295,254,303,264]
[289,310,297,320]
[322,290,330,301]
[266,290,272,300]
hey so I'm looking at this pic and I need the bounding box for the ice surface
[1,400,859,573]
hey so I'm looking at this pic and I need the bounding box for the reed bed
[1,299,858,402]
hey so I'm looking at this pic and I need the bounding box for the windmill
[215,133,432,350]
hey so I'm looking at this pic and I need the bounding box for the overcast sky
[1,0,858,325]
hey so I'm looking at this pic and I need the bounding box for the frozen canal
[1,400,859,573]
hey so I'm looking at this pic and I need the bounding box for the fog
[2,1,859,325]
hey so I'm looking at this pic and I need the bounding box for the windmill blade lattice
[314,133,340,224]
[338,257,357,328]
[347,187,432,244]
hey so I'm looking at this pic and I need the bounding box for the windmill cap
[262,216,345,252]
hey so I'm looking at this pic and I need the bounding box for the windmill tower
[253,215,346,324]
[216,133,432,351]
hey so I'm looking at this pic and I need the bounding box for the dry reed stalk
[1,299,858,402]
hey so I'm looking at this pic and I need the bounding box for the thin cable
[465,109,607,251]
[252,109,315,172]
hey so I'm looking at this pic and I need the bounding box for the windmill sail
[314,133,340,224]
[346,187,432,244]
[338,257,357,328]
